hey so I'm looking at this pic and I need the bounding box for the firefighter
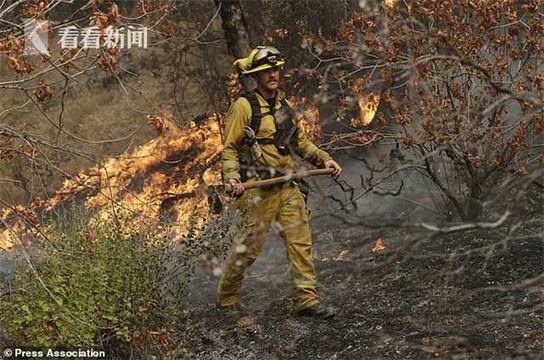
[217,46,342,319]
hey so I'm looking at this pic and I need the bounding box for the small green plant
[0,207,190,357]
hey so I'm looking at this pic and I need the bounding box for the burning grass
[0,115,224,250]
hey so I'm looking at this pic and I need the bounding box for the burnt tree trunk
[214,0,253,91]
[239,0,266,46]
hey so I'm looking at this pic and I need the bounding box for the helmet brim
[242,61,285,75]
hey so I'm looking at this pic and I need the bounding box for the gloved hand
[228,178,245,197]
[325,159,342,178]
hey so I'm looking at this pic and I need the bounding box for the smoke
[0,251,14,291]
[308,143,448,226]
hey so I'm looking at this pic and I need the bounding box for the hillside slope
[179,185,543,359]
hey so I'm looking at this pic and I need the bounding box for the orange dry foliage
[283,0,542,219]
[33,80,53,102]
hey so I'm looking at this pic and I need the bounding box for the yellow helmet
[234,46,285,75]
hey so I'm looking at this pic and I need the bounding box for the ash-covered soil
[179,186,543,359]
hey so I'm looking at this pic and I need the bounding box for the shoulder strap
[241,92,262,134]
[279,98,290,110]
[272,99,299,155]
[240,93,299,151]
[278,98,298,138]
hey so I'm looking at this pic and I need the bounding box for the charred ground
[178,183,543,359]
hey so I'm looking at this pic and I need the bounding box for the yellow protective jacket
[222,90,332,181]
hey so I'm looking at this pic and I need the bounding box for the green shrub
[0,208,190,357]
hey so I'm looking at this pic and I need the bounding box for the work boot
[216,303,245,320]
[217,304,259,333]
[295,303,336,319]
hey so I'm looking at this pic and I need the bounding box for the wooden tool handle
[241,168,334,190]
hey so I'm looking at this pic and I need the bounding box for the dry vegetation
[0,0,542,358]
[0,0,229,208]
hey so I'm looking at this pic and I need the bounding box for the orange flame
[288,96,324,142]
[372,238,386,253]
[348,77,380,128]
[1,115,224,249]
[384,0,396,9]
[351,93,380,128]
[333,249,349,261]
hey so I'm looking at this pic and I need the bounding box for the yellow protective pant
[217,182,319,311]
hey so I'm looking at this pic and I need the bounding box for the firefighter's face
[254,67,280,92]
